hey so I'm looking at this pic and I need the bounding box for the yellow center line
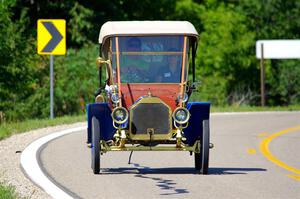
[257,132,268,137]
[259,125,300,178]
[286,174,300,181]
[247,148,257,154]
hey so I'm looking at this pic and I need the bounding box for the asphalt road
[40,112,300,199]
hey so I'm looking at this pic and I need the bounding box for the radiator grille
[130,97,171,136]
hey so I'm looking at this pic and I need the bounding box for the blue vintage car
[87,21,212,174]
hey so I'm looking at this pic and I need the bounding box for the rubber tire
[195,119,210,174]
[91,117,100,174]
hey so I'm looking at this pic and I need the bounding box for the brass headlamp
[172,107,190,124]
[111,107,128,124]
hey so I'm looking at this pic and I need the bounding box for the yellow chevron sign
[37,19,66,55]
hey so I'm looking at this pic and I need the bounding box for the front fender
[184,102,210,146]
[86,103,115,144]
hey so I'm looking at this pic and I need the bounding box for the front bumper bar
[100,140,201,153]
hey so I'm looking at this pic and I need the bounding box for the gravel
[0,122,86,199]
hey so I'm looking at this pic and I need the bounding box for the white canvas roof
[98,21,199,44]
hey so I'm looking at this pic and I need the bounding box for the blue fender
[86,103,115,144]
[185,102,210,146]
[86,102,210,146]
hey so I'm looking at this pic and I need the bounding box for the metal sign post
[256,40,300,107]
[37,19,66,119]
[50,55,54,119]
[260,43,265,107]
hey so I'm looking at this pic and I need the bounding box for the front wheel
[91,117,100,174]
[195,119,210,174]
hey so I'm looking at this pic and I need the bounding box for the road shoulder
[0,122,85,199]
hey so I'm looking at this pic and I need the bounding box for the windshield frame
[110,35,190,85]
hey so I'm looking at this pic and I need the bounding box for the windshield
[111,36,189,83]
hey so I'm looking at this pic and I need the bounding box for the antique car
[87,21,211,174]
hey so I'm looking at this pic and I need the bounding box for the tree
[173,0,257,105]
[239,0,300,105]
[0,0,37,121]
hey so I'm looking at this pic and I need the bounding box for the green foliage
[239,0,300,105]
[68,2,93,47]
[0,0,37,121]
[0,115,84,140]
[3,45,98,121]
[267,60,300,105]
[239,0,300,39]
[54,45,99,116]
[210,5,255,104]
[0,183,18,199]
[175,0,300,106]
[174,1,258,105]
[172,0,204,29]
[0,1,99,121]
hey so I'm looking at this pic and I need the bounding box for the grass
[0,114,85,141]
[0,183,19,199]
[211,105,300,112]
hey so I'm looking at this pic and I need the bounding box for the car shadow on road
[101,166,198,174]
[209,167,267,175]
[134,173,189,196]
[101,163,192,196]
[100,164,266,196]
[101,165,266,175]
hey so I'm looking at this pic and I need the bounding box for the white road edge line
[20,125,87,199]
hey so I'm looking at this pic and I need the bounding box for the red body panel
[120,84,180,111]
